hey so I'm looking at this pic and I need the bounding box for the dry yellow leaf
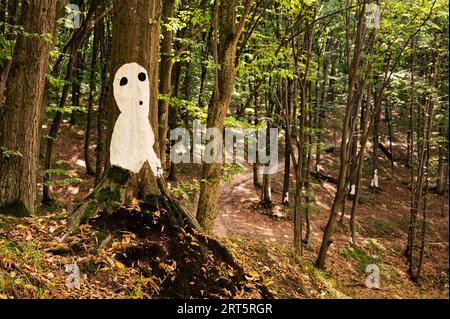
[115,261,126,269]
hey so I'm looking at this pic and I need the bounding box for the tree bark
[316,4,366,268]
[95,16,111,185]
[0,0,20,108]
[0,0,57,216]
[196,0,253,231]
[167,61,182,181]
[85,22,101,176]
[158,0,176,163]
[69,0,200,233]
[282,79,291,204]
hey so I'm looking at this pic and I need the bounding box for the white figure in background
[65,263,81,289]
[371,169,379,188]
[110,63,163,177]
[283,192,289,204]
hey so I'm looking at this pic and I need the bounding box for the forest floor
[0,123,449,299]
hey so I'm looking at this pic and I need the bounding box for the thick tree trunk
[71,0,162,228]
[261,172,272,208]
[0,0,57,216]
[69,0,200,233]
[0,0,20,108]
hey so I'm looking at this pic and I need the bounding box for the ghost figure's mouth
[139,101,143,106]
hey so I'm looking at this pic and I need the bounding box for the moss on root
[69,167,133,231]
[69,166,189,233]
[106,166,130,185]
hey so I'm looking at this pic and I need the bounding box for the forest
[0,0,448,300]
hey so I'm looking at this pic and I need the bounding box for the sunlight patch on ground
[323,182,336,193]
[67,186,79,195]
[75,159,86,167]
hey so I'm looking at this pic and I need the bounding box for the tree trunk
[69,0,200,233]
[371,87,382,188]
[253,89,261,188]
[158,0,176,163]
[196,0,253,231]
[167,61,183,181]
[95,17,111,185]
[69,50,84,125]
[316,4,366,268]
[0,0,57,216]
[197,29,212,108]
[282,79,291,204]
[407,35,439,280]
[85,22,101,176]
[70,0,161,227]
[349,84,371,245]
[406,38,416,168]
[315,39,330,173]
[0,0,20,107]
[42,49,78,204]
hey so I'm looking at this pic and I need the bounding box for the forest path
[213,162,294,243]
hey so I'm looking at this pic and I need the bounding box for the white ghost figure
[283,192,289,203]
[371,169,379,188]
[110,63,163,177]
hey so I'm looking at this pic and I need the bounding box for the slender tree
[196,0,253,231]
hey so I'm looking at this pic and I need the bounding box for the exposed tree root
[69,166,200,232]
[65,166,269,298]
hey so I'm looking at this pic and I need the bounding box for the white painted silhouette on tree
[110,63,162,177]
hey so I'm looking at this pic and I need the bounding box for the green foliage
[40,169,83,187]
[0,147,23,159]
[0,239,45,297]
[365,217,400,237]
[45,105,88,115]
[339,246,379,274]
[222,164,246,184]
[170,181,200,200]
[0,22,53,44]
[0,34,13,65]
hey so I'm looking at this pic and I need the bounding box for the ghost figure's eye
[138,72,147,82]
[119,77,128,86]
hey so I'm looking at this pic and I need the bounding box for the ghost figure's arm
[148,149,163,178]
